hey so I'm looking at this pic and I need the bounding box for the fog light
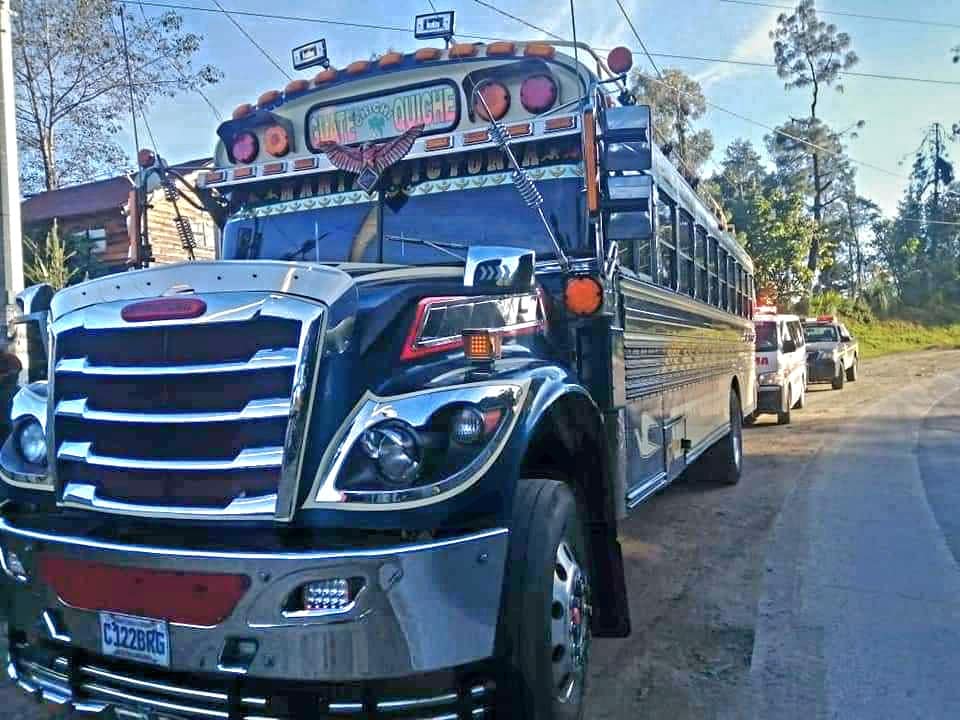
[301,578,361,612]
[17,420,46,466]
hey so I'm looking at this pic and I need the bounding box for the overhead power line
[718,0,960,31]
[469,0,563,40]
[117,1,960,88]
[208,0,291,81]
[612,0,663,79]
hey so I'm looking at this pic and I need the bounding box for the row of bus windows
[611,195,754,319]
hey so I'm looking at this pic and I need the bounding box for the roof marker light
[449,42,479,58]
[607,46,634,74]
[414,47,442,62]
[379,51,404,68]
[264,125,290,157]
[232,103,254,120]
[520,74,558,114]
[524,43,556,59]
[486,41,516,56]
[257,89,281,107]
[346,60,371,75]
[284,79,309,95]
[232,132,259,164]
[474,81,510,121]
[313,67,337,85]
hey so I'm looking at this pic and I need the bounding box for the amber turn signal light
[565,276,603,316]
[462,329,503,364]
[264,125,290,157]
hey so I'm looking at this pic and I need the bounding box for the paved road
[3,350,960,719]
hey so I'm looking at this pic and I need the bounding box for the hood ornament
[316,124,425,194]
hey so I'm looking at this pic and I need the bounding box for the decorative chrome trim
[56,348,298,377]
[328,702,364,713]
[50,262,353,322]
[626,471,667,509]
[305,380,530,511]
[81,683,230,719]
[60,483,278,520]
[41,610,72,644]
[376,692,459,711]
[78,665,228,703]
[275,303,327,521]
[0,516,509,561]
[56,398,292,424]
[58,442,284,471]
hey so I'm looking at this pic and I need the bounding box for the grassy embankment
[846,314,960,359]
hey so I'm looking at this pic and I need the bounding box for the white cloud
[694,8,780,89]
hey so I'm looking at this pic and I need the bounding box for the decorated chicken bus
[0,19,756,720]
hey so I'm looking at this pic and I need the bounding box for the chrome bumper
[0,516,509,684]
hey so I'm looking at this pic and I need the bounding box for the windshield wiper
[384,234,467,262]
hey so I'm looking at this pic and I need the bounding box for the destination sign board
[308,83,459,148]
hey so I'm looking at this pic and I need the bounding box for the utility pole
[0,0,25,375]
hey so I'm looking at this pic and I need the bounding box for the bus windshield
[804,324,838,343]
[222,136,587,265]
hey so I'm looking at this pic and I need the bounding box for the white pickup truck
[803,315,860,390]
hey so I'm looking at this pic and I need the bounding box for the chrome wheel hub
[551,540,591,704]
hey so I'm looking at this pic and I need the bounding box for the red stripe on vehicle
[38,555,250,626]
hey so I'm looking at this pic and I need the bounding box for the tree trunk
[41,129,57,191]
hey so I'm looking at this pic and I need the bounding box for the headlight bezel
[305,380,530,511]
[0,382,53,492]
[16,419,47,466]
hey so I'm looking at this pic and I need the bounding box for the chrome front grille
[49,292,324,519]
[9,651,496,719]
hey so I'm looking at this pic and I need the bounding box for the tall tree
[13,0,222,193]
[632,68,714,178]
[770,0,858,278]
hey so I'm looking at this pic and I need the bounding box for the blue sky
[129,0,960,216]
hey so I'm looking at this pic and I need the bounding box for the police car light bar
[292,39,329,71]
[415,11,455,41]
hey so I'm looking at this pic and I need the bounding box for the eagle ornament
[316,124,425,194]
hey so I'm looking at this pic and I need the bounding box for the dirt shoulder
[585,349,960,719]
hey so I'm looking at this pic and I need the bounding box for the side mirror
[12,283,54,383]
[464,246,535,291]
[781,339,797,353]
[841,334,852,342]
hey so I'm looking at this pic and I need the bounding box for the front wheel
[504,480,591,720]
[846,359,858,382]
[832,364,845,390]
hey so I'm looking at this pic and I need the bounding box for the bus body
[0,37,755,719]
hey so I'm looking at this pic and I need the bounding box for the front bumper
[807,355,839,383]
[0,514,508,717]
[756,385,786,414]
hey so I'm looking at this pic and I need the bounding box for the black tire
[777,388,792,425]
[705,389,743,485]
[832,364,845,390]
[504,480,591,720]
[846,359,858,382]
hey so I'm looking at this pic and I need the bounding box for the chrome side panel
[620,276,754,506]
[0,517,508,681]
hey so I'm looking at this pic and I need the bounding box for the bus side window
[656,193,677,290]
[709,237,720,306]
[608,210,653,279]
[717,247,727,309]
[695,226,708,302]
[678,210,695,297]
[727,257,736,312]
[736,264,743,316]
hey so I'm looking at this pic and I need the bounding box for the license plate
[99,611,170,668]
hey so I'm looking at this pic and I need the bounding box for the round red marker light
[264,125,290,157]
[474,81,510,121]
[607,46,633,75]
[520,74,558,114]
[232,132,259,164]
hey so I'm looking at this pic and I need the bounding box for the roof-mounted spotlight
[414,11,455,42]
[292,38,329,71]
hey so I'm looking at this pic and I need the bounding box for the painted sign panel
[307,83,459,148]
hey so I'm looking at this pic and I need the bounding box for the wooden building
[21,158,217,279]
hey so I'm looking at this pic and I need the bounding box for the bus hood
[50,260,356,321]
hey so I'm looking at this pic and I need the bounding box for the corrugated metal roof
[20,158,213,224]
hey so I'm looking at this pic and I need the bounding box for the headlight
[307,381,529,509]
[359,420,422,487]
[758,370,783,385]
[17,420,47,466]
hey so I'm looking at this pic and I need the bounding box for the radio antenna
[473,85,571,272]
